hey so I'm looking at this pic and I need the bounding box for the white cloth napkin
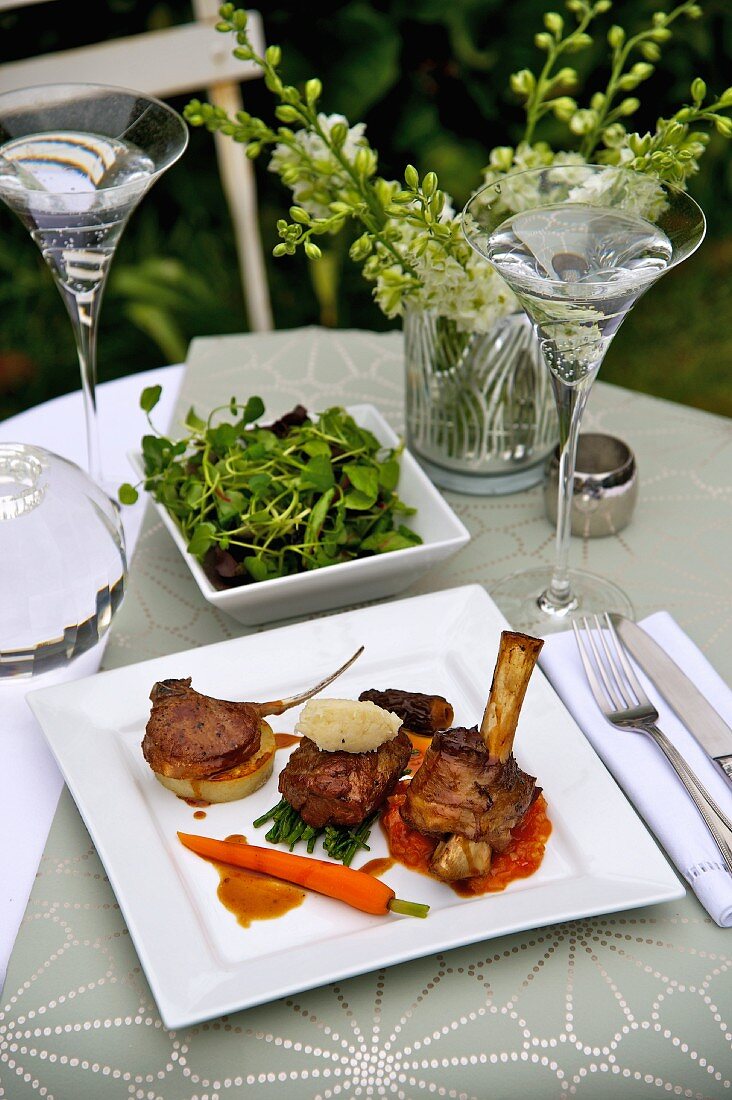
[540,611,732,927]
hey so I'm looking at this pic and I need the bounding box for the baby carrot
[177,832,429,918]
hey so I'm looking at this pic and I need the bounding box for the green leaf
[361,528,422,553]
[377,458,400,492]
[184,407,206,433]
[243,556,282,582]
[304,487,335,549]
[302,439,332,457]
[343,462,379,499]
[344,488,376,510]
[208,423,238,453]
[248,472,272,496]
[140,384,162,414]
[240,395,265,425]
[216,489,245,523]
[187,522,217,558]
[185,480,206,508]
[118,482,139,506]
[301,454,335,492]
[141,434,168,475]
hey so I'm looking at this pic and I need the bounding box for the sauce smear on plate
[194,833,305,927]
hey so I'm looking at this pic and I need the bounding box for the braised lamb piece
[401,631,543,881]
[142,647,363,781]
[279,731,412,828]
[358,688,454,736]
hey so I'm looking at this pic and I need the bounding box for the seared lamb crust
[279,730,412,828]
[401,725,536,851]
[142,678,262,780]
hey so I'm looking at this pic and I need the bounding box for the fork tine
[572,620,612,710]
[582,615,627,712]
[591,613,637,711]
[603,612,647,704]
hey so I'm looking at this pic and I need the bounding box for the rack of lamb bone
[400,630,544,881]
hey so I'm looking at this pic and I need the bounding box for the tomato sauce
[406,732,432,775]
[381,788,551,896]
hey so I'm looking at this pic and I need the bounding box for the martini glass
[0,83,188,487]
[463,163,705,634]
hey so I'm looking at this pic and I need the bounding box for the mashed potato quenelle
[295,698,403,753]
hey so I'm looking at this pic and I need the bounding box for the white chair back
[0,0,273,331]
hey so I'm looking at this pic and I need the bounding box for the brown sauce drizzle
[275,733,301,750]
[182,794,211,807]
[193,810,207,820]
[359,857,395,878]
[197,833,305,928]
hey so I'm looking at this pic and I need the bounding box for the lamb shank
[400,630,543,881]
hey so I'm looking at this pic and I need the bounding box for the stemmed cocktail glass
[463,164,705,634]
[0,83,188,487]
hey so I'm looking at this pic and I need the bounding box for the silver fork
[573,612,732,876]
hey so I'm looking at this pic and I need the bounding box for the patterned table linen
[2,327,731,1100]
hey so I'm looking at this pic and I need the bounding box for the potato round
[153,721,275,803]
[295,697,402,753]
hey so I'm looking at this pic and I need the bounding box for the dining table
[0,325,731,1100]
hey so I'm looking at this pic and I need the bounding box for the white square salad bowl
[132,403,470,626]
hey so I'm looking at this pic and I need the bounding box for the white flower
[565,163,668,221]
[269,113,368,218]
[366,198,518,334]
[481,142,588,216]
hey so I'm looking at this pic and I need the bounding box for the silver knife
[611,613,732,785]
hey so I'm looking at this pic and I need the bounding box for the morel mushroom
[357,688,454,736]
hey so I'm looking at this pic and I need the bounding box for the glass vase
[404,308,558,495]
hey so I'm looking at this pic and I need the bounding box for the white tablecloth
[0,365,183,991]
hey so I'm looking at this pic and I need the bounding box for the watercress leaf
[344,488,376,510]
[244,556,269,582]
[361,529,421,553]
[377,458,400,491]
[185,480,206,508]
[245,442,267,461]
[254,428,278,452]
[171,440,188,457]
[216,489,245,522]
[208,423,238,453]
[304,487,335,548]
[248,472,272,495]
[140,385,162,414]
[301,454,335,492]
[141,434,168,475]
[240,395,265,425]
[343,463,379,498]
[397,523,422,543]
[247,507,273,526]
[184,406,206,432]
[187,521,217,558]
[301,439,331,457]
[118,482,138,505]
[244,555,283,581]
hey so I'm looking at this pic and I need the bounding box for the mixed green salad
[120,387,421,588]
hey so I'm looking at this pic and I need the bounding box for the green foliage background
[0,0,730,420]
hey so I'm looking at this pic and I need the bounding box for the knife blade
[611,613,732,785]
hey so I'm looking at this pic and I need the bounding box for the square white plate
[131,404,470,625]
[28,585,683,1029]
